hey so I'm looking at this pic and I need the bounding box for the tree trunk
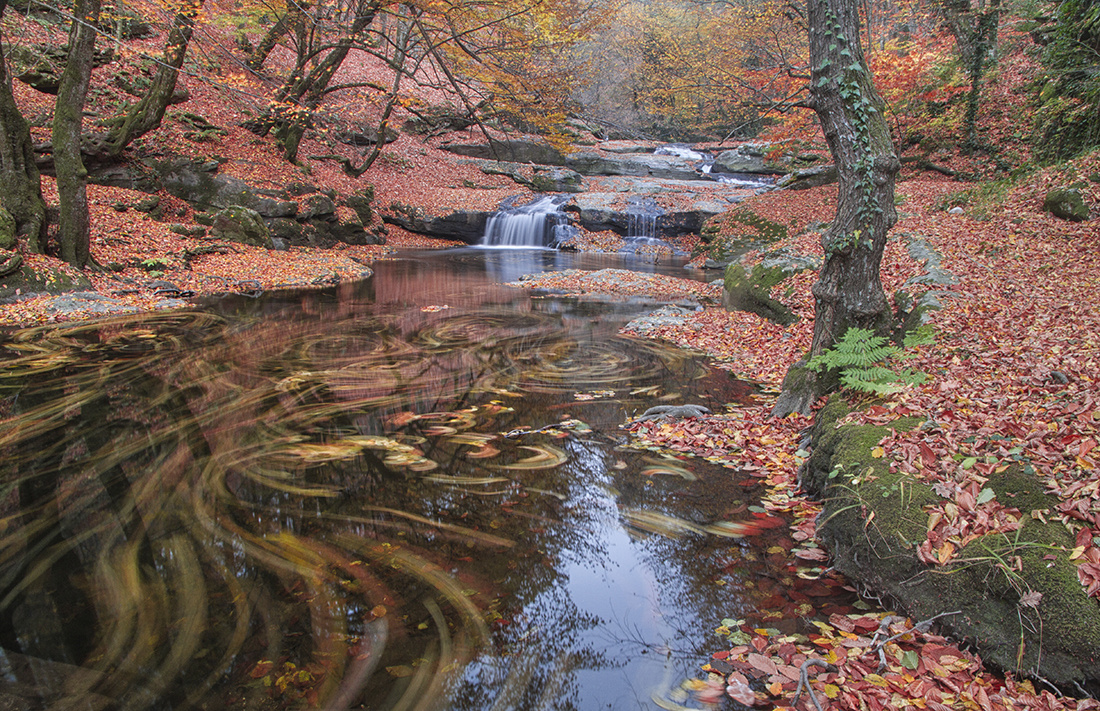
[247,0,310,71]
[268,0,381,161]
[771,0,900,416]
[53,0,101,267]
[101,0,202,158]
[0,1,47,253]
[938,0,1002,152]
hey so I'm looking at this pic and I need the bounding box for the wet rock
[382,203,489,243]
[44,292,140,316]
[1043,187,1090,222]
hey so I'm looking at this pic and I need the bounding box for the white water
[481,195,574,248]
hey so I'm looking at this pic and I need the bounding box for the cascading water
[481,195,576,248]
[623,198,666,252]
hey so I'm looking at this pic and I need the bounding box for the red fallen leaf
[725,676,756,705]
[919,442,937,468]
[852,616,882,633]
[746,653,779,676]
[794,547,829,561]
[712,650,730,660]
[1081,438,1097,459]
[829,614,856,633]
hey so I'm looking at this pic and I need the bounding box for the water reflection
[0,253,830,710]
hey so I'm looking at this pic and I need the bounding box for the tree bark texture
[53,0,101,267]
[103,0,202,157]
[0,1,47,253]
[772,0,900,416]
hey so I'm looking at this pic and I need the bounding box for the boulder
[152,158,298,218]
[1043,187,1090,222]
[565,152,650,177]
[722,262,800,325]
[336,125,399,147]
[711,147,786,175]
[441,138,566,165]
[530,167,584,193]
[0,264,92,301]
[805,397,1100,691]
[344,188,375,225]
[298,194,337,221]
[382,204,490,244]
[776,165,838,190]
[0,249,23,278]
[209,207,274,249]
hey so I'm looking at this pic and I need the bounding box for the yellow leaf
[864,673,888,686]
[823,683,841,699]
[872,446,885,458]
[1070,545,1086,560]
[767,681,784,696]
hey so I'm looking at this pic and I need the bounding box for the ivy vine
[815,4,882,256]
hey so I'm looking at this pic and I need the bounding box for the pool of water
[0,249,848,710]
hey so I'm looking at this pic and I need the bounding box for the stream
[0,249,852,711]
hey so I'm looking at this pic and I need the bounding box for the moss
[808,399,1100,691]
[722,263,796,326]
[695,208,789,262]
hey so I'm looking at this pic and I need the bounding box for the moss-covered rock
[0,264,93,300]
[210,207,273,249]
[721,262,797,326]
[1043,187,1091,222]
[696,208,790,265]
[806,396,1100,692]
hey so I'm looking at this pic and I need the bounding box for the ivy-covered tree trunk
[53,0,101,267]
[102,0,202,158]
[939,0,1002,152]
[771,0,900,416]
[0,0,47,253]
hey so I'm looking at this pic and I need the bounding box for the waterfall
[481,195,575,248]
[627,212,658,240]
[623,200,665,252]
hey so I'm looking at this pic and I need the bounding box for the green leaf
[976,487,996,505]
[900,650,920,670]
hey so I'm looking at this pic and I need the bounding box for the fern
[809,326,932,395]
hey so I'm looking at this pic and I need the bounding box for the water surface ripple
[0,252,835,710]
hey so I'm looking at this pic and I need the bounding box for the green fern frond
[809,326,933,396]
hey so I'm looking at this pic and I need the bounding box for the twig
[869,610,962,672]
[792,659,837,711]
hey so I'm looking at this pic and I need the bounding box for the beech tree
[53,0,101,267]
[771,0,901,416]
